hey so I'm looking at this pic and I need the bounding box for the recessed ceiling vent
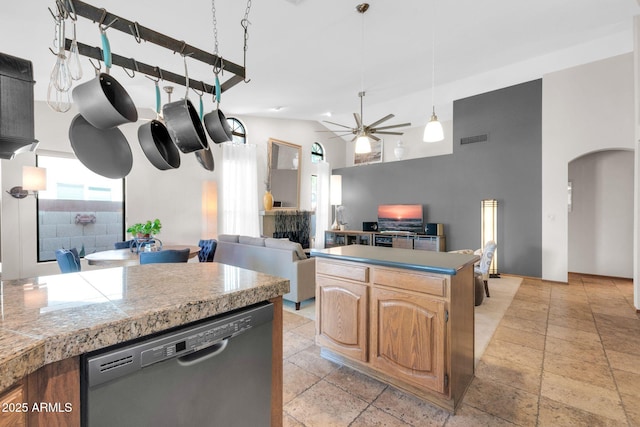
[460,134,488,145]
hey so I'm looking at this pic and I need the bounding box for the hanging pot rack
[56,0,247,96]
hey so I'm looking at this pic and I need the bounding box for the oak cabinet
[0,383,26,427]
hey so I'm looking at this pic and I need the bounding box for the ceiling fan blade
[373,131,404,135]
[316,130,353,133]
[323,120,353,130]
[367,114,395,129]
[353,113,362,129]
[372,122,412,131]
[350,135,358,142]
[368,134,381,141]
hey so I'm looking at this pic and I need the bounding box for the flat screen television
[377,204,424,233]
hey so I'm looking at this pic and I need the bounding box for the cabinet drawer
[317,260,369,283]
[373,267,446,297]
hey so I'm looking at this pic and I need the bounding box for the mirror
[268,138,301,209]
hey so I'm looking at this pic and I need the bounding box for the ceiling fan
[318,4,411,151]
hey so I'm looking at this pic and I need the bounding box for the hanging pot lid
[195,147,214,171]
[69,114,132,179]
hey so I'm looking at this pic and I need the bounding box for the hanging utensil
[162,55,208,153]
[72,26,137,129]
[138,79,180,170]
[203,73,233,144]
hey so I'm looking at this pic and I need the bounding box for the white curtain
[314,161,331,248]
[221,143,260,236]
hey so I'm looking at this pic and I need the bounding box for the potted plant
[127,219,162,239]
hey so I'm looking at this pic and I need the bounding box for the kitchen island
[0,263,289,426]
[311,245,479,413]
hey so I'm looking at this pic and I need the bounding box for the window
[311,142,324,163]
[227,117,246,144]
[36,155,125,262]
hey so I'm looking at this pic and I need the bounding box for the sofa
[213,234,316,310]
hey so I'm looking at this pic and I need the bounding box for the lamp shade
[423,113,444,142]
[22,166,46,191]
[330,175,342,205]
[355,134,371,154]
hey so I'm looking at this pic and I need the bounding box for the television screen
[377,204,424,233]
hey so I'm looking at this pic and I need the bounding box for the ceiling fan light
[423,111,444,143]
[355,134,372,154]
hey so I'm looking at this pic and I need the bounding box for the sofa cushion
[239,236,266,246]
[264,238,307,260]
[218,234,239,243]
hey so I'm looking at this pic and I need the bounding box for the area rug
[283,275,522,366]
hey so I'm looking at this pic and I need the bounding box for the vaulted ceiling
[4,0,639,130]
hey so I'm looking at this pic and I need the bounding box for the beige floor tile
[499,314,547,335]
[283,310,313,331]
[372,387,450,427]
[507,297,549,314]
[324,366,387,403]
[594,313,640,336]
[483,338,544,370]
[590,303,639,319]
[475,353,542,394]
[599,331,640,356]
[283,330,315,359]
[612,369,640,398]
[290,321,316,341]
[463,377,539,426]
[284,380,369,427]
[537,396,624,427]
[606,349,640,375]
[283,412,305,427]
[492,324,546,351]
[349,405,411,427]
[548,304,594,322]
[540,371,626,422]
[504,305,549,324]
[546,323,601,344]
[444,404,518,426]
[547,312,598,334]
[543,351,615,390]
[287,345,339,378]
[283,360,322,404]
[544,335,608,365]
[620,392,640,427]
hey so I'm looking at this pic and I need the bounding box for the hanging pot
[203,75,233,144]
[137,80,180,170]
[195,148,214,171]
[69,114,132,179]
[72,29,137,129]
[162,57,208,153]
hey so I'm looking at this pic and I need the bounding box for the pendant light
[354,3,371,154]
[423,0,444,143]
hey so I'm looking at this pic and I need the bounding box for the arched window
[226,117,246,144]
[311,142,324,163]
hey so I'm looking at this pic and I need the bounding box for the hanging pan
[203,73,233,144]
[193,90,214,171]
[69,114,132,179]
[138,80,180,170]
[72,27,137,129]
[162,56,208,153]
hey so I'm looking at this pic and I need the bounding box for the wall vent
[460,134,488,145]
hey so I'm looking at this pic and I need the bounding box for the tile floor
[281,274,640,426]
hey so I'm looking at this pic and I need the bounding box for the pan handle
[155,81,161,115]
[100,29,112,72]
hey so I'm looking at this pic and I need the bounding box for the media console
[325,230,445,252]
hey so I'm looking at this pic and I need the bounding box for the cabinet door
[392,237,413,249]
[370,287,447,394]
[316,276,368,361]
[0,383,26,427]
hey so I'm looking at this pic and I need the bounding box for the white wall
[542,53,635,282]
[0,103,345,280]
[568,150,634,277]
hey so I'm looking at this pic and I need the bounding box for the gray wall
[333,80,542,277]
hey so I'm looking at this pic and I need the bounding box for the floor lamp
[330,175,342,230]
[481,199,499,277]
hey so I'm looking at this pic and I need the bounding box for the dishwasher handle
[177,339,229,367]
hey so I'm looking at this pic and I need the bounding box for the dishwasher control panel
[140,315,253,367]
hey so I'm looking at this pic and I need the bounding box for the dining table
[85,245,201,266]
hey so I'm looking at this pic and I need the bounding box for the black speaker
[425,223,443,236]
[363,221,378,231]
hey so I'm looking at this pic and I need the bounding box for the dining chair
[114,239,135,249]
[197,239,217,262]
[55,249,81,273]
[139,248,190,265]
[475,240,497,298]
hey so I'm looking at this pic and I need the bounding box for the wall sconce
[330,175,342,230]
[7,166,47,199]
[481,199,498,276]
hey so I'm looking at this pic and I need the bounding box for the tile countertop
[311,245,479,275]
[0,263,289,394]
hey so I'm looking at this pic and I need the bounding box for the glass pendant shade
[423,110,444,142]
[355,134,371,154]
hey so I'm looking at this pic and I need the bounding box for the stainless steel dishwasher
[81,302,273,427]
